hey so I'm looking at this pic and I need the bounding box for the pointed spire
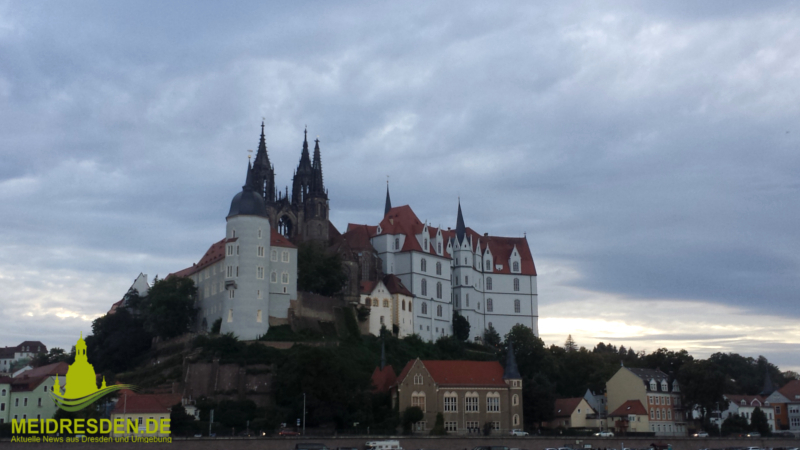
[760,368,776,396]
[243,160,255,191]
[384,182,392,217]
[312,137,324,193]
[456,198,466,243]
[503,339,521,379]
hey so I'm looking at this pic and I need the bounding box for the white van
[365,440,402,450]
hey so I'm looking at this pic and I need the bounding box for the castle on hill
[166,123,538,342]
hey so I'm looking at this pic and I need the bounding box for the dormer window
[512,261,520,272]
[437,242,442,254]
[661,380,668,391]
[395,238,400,250]
[650,380,657,391]
[424,238,428,250]
[741,400,746,406]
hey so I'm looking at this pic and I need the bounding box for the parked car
[693,432,709,437]
[746,432,761,438]
[510,429,529,436]
[595,431,615,437]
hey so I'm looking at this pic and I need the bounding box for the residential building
[778,380,800,431]
[546,397,600,429]
[360,275,414,338]
[392,343,523,434]
[0,362,68,424]
[719,394,777,432]
[0,341,48,374]
[584,388,608,419]
[606,366,686,436]
[110,391,182,437]
[607,400,650,434]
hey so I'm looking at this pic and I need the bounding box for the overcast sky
[1,1,798,372]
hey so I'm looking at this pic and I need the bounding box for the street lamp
[303,393,306,436]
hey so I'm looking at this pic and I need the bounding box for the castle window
[513,278,520,291]
[486,277,492,290]
[437,305,442,317]
[466,294,469,307]
[282,251,289,262]
[229,289,235,299]
[383,299,389,308]
[444,392,458,412]
[514,299,520,313]
[258,229,262,239]
[258,246,264,257]
[513,414,520,426]
[227,309,233,322]
[436,262,442,275]
[271,250,277,261]
[395,238,399,250]
[487,393,500,412]
[402,300,405,311]
[436,282,442,299]
[257,267,264,279]
[421,279,427,296]
[421,302,428,314]
[512,394,519,406]
[271,271,277,283]
[438,242,442,254]
[465,276,469,284]
[408,300,411,309]
[513,261,519,272]
[227,245,233,256]
[421,258,427,272]
[465,393,479,412]
[257,310,262,322]
[281,272,289,284]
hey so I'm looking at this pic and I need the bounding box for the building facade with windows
[766,379,800,431]
[359,275,415,338]
[0,362,67,424]
[0,341,48,375]
[392,345,523,434]
[606,367,687,436]
[546,397,600,429]
[718,394,777,432]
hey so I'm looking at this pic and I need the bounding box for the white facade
[715,395,777,432]
[360,279,414,338]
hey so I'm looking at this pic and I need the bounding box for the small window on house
[437,242,442,253]
[487,299,493,312]
[271,250,278,261]
[414,374,423,385]
[227,309,233,322]
[514,299,520,313]
[421,279,427,296]
[424,238,428,249]
[513,261,519,272]
[513,278,520,291]
[383,299,389,308]
[436,262,442,275]
[486,277,492,290]
[436,282,442,299]
[257,246,264,257]
[395,238,400,250]
[465,275,469,284]
[421,258,427,272]
[437,305,442,317]
[402,300,406,311]
[421,302,428,314]
[282,272,289,284]
[258,229,262,238]
[466,294,469,307]
[271,271,277,283]
[257,267,264,279]
[282,251,289,262]
[229,289,235,299]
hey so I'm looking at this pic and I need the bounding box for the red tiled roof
[339,225,377,252]
[15,362,68,379]
[112,392,182,415]
[779,380,800,400]
[397,359,507,387]
[360,280,378,295]
[371,366,397,393]
[16,341,47,353]
[329,221,341,239]
[383,275,413,297]
[609,400,648,417]
[553,397,586,418]
[443,227,537,276]
[107,299,124,315]
[271,228,296,248]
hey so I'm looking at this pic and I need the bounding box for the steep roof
[442,227,537,276]
[383,274,413,297]
[0,347,15,359]
[609,399,648,417]
[371,365,397,393]
[553,397,586,418]
[625,367,675,393]
[16,341,47,353]
[7,362,67,392]
[360,280,378,295]
[336,224,377,252]
[271,228,296,248]
[397,359,508,388]
[112,392,182,415]
[778,379,800,401]
[725,394,769,406]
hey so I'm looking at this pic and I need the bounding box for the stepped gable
[553,397,585,418]
[442,226,536,276]
[397,359,507,388]
[609,399,647,416]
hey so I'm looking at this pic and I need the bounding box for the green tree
[750,407,771,436]
[484,324,501,348]
[452,312,470,342]
[721,413,750,436]
[85,307,151,373]
[31,347,70,367]
[402,406,424,434]
[678,359,725,425]
[297,242,347,296]
[145,276,198,339]
[430,412,446,435]
[564,335,577,352]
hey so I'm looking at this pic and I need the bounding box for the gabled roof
[778,380,800,401]
[16,341,47,353]
[724,394,769,406]
[383,275,413,297]
[7,362,67,392]
[360,280,378,295]
[0,347,15,359]
[553,397,588,418]
[609,400,648,417]
[371,366,397,393]
[336,224,377,252]
[625,367,675,392]
[396,359,507,388]
[112,392,182,415]
[442,227,536,276]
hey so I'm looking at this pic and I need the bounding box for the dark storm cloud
[1,1,799,358]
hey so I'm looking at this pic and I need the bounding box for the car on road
[746,432,761,438]
[595,431,615,437]
[693,432,709,437]
[510,429,529,436]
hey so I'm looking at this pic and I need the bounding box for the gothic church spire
[384,182,392,217]
[456,199,466,243]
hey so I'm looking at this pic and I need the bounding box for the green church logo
[50,333,135,412]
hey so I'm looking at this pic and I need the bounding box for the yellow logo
[50,333,135,412]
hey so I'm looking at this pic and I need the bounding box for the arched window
[487,299,493,312]
[465,275,469,285]
[402,300,406,311]
[513,414,520,426]
[513,278,520,291]
[513,261,519,272]
[436,262,442,275]
[383,299,389,308]
[436,282,442,299]
[373,298,379,307]
[421,279,427,296]
[661,380,668,391]
[465,392,479,412]
[444,392,458,412]
[424,238,428,249]
[650,409,655,419]
[411,392,426,412]
[486,259,491,269]
[414,374,423,385]
[667,409,672,420]
[271,271,277,283]
[408,300,412,309]
[650,380,657,391]
[421,302,428,314]
[1,389,5,396]
[486,277,492,290]
[421,258,427,272]
[486,392,500,412]
[365,297,372,306]
[437,242,442,253]
[437,305,442,317]
[656,409,661,420]
[512,394,519,406]
[514,299,521,313]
